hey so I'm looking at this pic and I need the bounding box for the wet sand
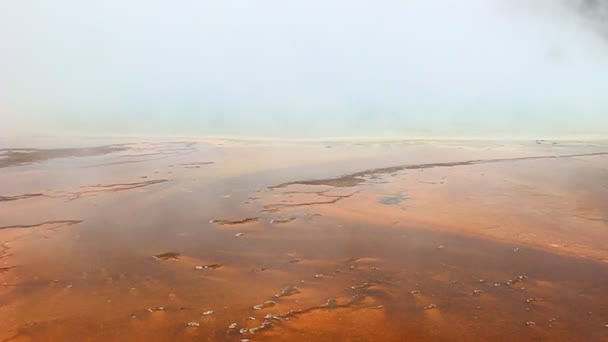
[1,138,608,341]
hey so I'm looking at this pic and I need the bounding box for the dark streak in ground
[270,218,296,224]
[210,217,259,225]
[271,152,608,188]
[81,159,158,168]
[68,180,168,199]
[153,252,181,260]
[263,191,362,210]
[0,220,83,231]
[0,243,9,260]
[179,161,214,166]
[0,266,15,274]
[0,193,45,202]
[0,145,128,168]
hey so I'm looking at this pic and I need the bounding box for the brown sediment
[196,263,223,269]
[210,217,259,225]
[2,180,167,203]
[273,285,301,298]
[261,208,280,213]
[0,145,128,168]
[268,294,366,323]
[81,159,159,168]
[0,243,9,259]
[270,151,608,188]
[0,334,19,342]
[263,191,362,210]
[0,193,45,202]
[68,179,168,199]
[0,220,82,231]
[574,214,607,223]
[153,252,181,260]
[179,161,214,167]
[119,152,174,158]
[272,177,365,188]
[0,266,15,274]
[243,281,371,337]
[270,218,296,224]
[79,180,168,190]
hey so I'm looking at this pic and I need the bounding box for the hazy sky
[1,0,607,139]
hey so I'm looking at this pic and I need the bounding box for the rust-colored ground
[1,138,608,341]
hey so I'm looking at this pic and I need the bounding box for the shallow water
[1,138,608,341]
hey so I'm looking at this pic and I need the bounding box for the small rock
[235,233,244,237]
[513,248,520,253]
[248,317,256,320]
[228,323,237,329]
[203,310,214,315]
[240,328,248,334]
[423,304,437,310]
[411,290,421,295]
[526,321,536,326]
[195,266,204,270]
[324,298,338,308]
[274,284,300,298]
[252,300,276,310]
[473,290,482,296]
[314,274,324,278]
[437,245,445,250]
[187,322,200,327]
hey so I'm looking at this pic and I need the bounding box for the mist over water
[1,0,607,139]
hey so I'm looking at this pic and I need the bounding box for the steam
[1,0,607,139]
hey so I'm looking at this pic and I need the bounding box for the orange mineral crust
[1,138,608,341]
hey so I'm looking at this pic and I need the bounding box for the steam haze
[1,0,607,139]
